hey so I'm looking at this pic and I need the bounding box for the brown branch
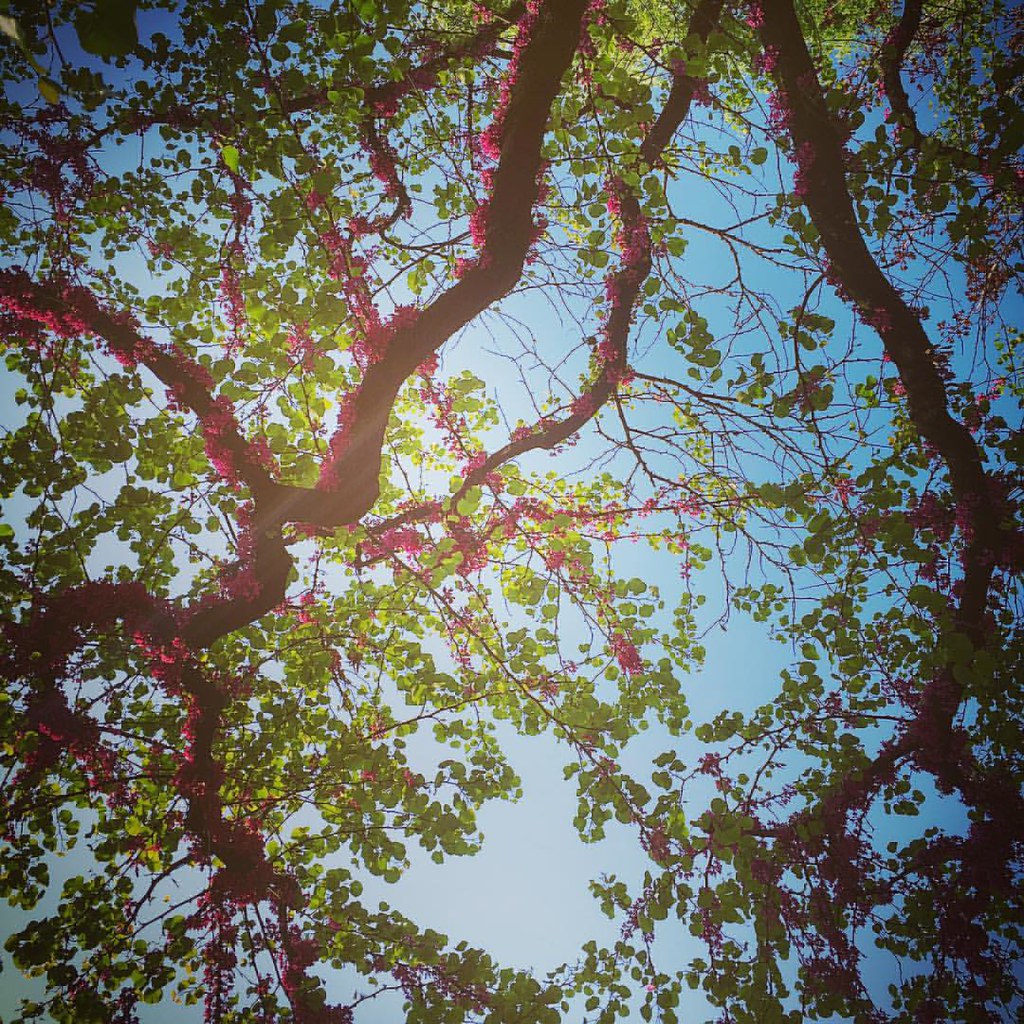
[3,0,592,661]
[350,0,724,541]
[181,526,292,649]
[3,273,283,507]
[271,0,591,530]
[879,0,1024,197]
[760,0,1007,639]
[640,0,722,165]
[279,3,526,118]
[879,0,923,134]
[757,0,1024,884]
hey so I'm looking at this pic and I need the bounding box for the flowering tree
[0,0,1021,1021]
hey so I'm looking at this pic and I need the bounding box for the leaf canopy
[0,0,1021,1021]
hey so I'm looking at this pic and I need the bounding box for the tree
[0,0,1021,1020]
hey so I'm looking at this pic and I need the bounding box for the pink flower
[861,305,893,333]
[753,47,778,76]
[469,202,490,248]
[834,477,856,506]
[610,632,642,675]
[287,323,317,368]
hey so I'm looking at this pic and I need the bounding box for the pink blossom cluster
[2,571,352,1020]
[792,141,816,198]
[859,303,893,333]
[368,142,401,199]
[167,342,216,389]
[287,323,319,369]
[472,1,495,23]
[462,450,489,476]
[0,275,87,360]
[348,214,373,238]
[453,256,476,279]
[469,201,490,249]
[577,0,608,65]
[766,89,792,135]
[417,351,439,377]
[362,527,426,560]
[279,926,324,1002]
[544,550,567,571]
[218,262,247,354]
[361,303,420,369]
[372,92,401,120]
[374,955,490,1015]
[610,631,643,675]
[201,396,247,486]
[147,239,174,259]
[570,391,599,418]
[14,107,95,218]
[820,257,851,303]
[907,492,955,541]
[21,688,123,799]
[416,377,474,459]
[753,46,778,77]
[295,590,321,625]
[132,633,192,696]
[833,477,856,506]
[320,225,348,280]
[605,186,622,221]
[3,581,156,685]
[596,179,651,384]
[604,178,650,266]
[320,220,419,373]
[641,825,670,863]
[617,222,650,269]
[316,405,355,490]
[216,547,263,604]
[227,175,252,230]
[4,582,175,803]
[198,901,238,1023]
[479,0,542,162]
[449,518,488,575]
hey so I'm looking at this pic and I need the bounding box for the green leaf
[74,0,139,58]
[0,15,24,45]
[37,77,60,104]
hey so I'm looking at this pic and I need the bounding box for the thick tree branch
[880,0,1024,197]
[271,0,591,529]
[755,0,1024,912]
[279,3,526,117]
[354,0,723,541]
[759,0,1011,639]
[0,271,284,506]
